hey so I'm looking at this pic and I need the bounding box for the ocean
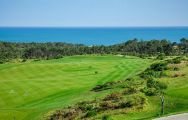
[0,27,188,45]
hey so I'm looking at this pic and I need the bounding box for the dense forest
[0,38,188,63]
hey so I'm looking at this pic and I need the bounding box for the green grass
[102,60,188,120]
[0,55,150,120]
[162,65,188,115]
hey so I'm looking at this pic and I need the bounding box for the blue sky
[0,0,188,27]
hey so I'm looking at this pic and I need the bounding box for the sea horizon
[1,26,188,28]
[0,26,188,45]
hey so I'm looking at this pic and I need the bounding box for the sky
[0,0,188,27]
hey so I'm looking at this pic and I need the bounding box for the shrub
[120,78,143,88]
[182,73,186,76]
[156,53,165,60]
[143,79,167,96]
[105,81,117,86]
[172,73,186,78]
[84,104,94,111]
[173,67,179,71]
[103,92,122,101]
[157,81,168,90]
[77,101,96,112]
[0,57,6,64]
[147,79,157,88]
[63,109,78,118]
[93,81,117,90]
[139,54,147,59]
[150,62,168,71]
[85,110,97,117]
[144,87,158,96]
[123,87,138,95]
[140,62,168,79]
[22,59,27,62]
[173,59,181,64]
[167,57,182,64]
[141,70,166,78]
[173,73,180,78]
[126,94,147,106]
[172,57,182,64]
[54,55,63,59]
[147,79,167,90]
[0,61,4,64]
[119,100,133,108]
[102,115,112,120]
[53,108,81,120]
[99,101,116,110]
[92,83,110,92]
[166,59,173,64]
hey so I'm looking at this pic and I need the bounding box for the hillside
[0,55,150,120]
[44,56,188,120]
[96,57,188,120]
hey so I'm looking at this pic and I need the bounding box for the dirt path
[154,113,188,120]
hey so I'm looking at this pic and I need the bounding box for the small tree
[156,81,168,115]
[146,79,167,115]
[159,91,165,115]
[156,53,165,60]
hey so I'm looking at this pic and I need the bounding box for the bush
[120,78,143,88]
[172,57,182,64]
[140,62,168,79]
[52,108,81,120]
[167,57,182,64]
[22,59,27,62]
[150,62,168,71]
[77,101,96,111]
[99,101,116,110]
[139,54,147,59]
[85,110,97,117]
[173,67,179,71]
[157,81,168,90]
[144,87,157,96]
[54,55,63,59]
[92,82,116,91]
[171,73,186,78]
[143,79,167,96]
[119,100,133,108]
[102,115,112,120]
[92,84,110,92]
[147,79,157,88]
[103,92,122,101]
[126,94,147,106]
[156,53,165,60]
[147,79,168,90]
[123,87,138,95]
[141,70,166,79]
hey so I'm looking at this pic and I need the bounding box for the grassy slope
[107,60,188,120]
[0,55,150,120]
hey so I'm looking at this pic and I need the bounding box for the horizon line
[0,26,188,28]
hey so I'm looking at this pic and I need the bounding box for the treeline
[0,38,188,63]
[111,38,188,56]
